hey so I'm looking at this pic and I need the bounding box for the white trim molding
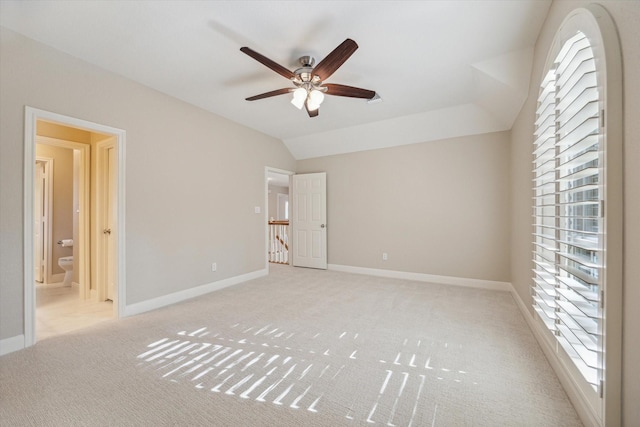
[328,264,512,292]
[0,335,26,356]
[2,270,267,354]
[510,286,600,427]
[124,269,268,317]
[23,107,127,348]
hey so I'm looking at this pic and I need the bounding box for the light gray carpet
[0,265,582,426]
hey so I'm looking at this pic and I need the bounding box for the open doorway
[24,107,126,346]
[264,168,328,271]
[265,168,293,269]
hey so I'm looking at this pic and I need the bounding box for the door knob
[103,228,111,235]
[320,224,325,228]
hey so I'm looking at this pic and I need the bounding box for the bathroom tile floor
[36,282,114,341]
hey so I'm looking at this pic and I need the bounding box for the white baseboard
[328,264,512,292]
[509,285,600,427]
[0,334,25,356]
[123,269,268,317]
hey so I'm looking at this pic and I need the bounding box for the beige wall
[510,1,639,425]
[0,27,296,339]
[268,185,288,220]
[297,131,511,282]
[34,144,74,276]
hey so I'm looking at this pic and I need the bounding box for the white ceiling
[0,0,551,159]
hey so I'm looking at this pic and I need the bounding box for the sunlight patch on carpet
[136,322,477,424]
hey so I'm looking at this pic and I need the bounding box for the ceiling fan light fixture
[306,89,325,112]
[291,87,307,109]
[309,89,325,105]
[241,39,376,118]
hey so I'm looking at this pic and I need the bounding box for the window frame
[531,5,622,426]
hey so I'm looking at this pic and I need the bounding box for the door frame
[34,157,53,284]
[264,167,294,271]
[23,107,127,347]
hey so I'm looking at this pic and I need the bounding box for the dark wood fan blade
[305,102,319,118]
[245,88,291,101]
[324,83,376,99]
[240,47,295,80]
[312,38,359,81]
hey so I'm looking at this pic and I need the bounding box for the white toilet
[58,256,74,287]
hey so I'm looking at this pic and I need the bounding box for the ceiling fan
[240,38,377,118]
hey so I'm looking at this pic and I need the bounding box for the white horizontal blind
[532,31,602,391]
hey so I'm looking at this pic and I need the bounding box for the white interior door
[292,172,327,269]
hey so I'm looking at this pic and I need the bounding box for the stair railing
[268,220,289,264]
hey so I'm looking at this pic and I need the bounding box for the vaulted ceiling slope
[0,1,551,159]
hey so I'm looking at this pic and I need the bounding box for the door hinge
[600,290,605,309]
[601,109,605,127]
[599,379,604,398]
[600,200,605,217]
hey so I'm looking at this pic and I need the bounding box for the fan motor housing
[298,55,315,67]
[294,56,319,83]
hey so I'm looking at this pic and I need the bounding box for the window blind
[532,31,602,391]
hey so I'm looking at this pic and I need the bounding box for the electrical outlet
[382,253,388,261]
[211,262,217,272]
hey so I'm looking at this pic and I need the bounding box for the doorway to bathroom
[24,107,126,347]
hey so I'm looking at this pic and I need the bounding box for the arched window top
[540,5,622,110]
